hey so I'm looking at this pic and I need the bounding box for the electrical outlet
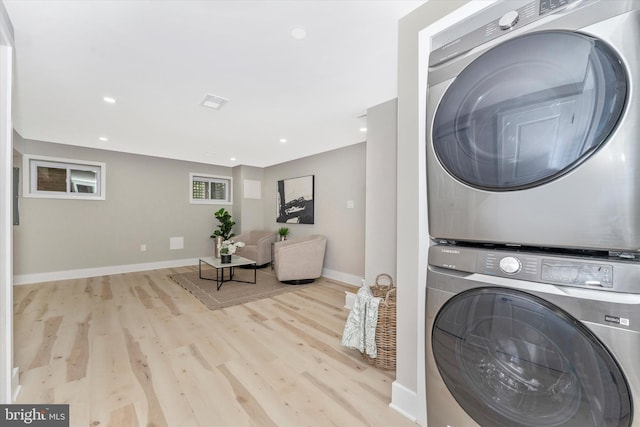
[140,244,147,252]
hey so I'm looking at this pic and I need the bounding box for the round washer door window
[432,31,627,191]
[432,287,632,427]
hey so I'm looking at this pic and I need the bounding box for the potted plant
[277,227,289,241]
[219,240,245,263]
[211,208,236,257]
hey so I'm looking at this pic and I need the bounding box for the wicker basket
[363,273,397,370]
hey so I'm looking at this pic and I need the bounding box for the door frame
[0,1,16,403]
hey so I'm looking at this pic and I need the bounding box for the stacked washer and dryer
[425,1,640,426]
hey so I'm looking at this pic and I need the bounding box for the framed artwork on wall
[276,175,314,224]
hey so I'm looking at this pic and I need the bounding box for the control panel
[483,253,613,288]
[427,244,630,291]
[540,0,577,16]
[541,259,612,288]
[429,0,591,67]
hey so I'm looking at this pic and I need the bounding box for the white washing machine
[426,244,640,427]
[426,0,640,254]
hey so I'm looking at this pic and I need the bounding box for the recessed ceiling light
[98,136,108,141]
[103,96,116,104]
[280,138,287,143]
[360,127,367,132]
[230,157,236,161]
[290,27,307,40]
[200,94,228,110]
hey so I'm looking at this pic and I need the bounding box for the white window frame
[189,173,232,205]
[23,154,106,200]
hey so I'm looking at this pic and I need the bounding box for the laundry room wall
[395,0,495,425]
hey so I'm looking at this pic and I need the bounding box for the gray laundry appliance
[426,244,640,427]
[426,0,640,253]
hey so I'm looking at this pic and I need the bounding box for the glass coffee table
[199,255,257,290]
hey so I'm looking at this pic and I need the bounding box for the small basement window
[23,155,106,200]
[190,173,232,204]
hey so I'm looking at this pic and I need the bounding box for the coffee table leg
[216,267,223,291]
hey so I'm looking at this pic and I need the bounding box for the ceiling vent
[200,94,228,110]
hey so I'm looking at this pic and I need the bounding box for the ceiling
[4,0,425,167]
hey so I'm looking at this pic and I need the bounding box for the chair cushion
[234,230,276,266]
[274,235,327,282]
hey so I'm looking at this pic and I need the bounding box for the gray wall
[12,133,366,283]
[263,143,366,281]
[396,1,472,424]
[13,134,234,276]
[232,165,265,234]
[365,98,397,284]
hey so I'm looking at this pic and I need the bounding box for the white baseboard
[14,261,365,288]
[13,258,199,285]
[321,268,362,287]
[344,291,356,309]
[390,380,420,425]
[321,268,360,310]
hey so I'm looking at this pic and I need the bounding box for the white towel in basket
[341,285,382,357]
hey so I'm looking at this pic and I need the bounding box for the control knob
[499,11,520,30]
[499,256,521,274]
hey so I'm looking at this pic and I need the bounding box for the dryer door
[432,31,627,191]
[432,287,632,427]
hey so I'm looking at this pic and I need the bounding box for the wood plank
[101,276,114,300]
[29,315,63,369]
[216,363,279,427]
[13,288,40,315]
[66,312,92,382]
[107,404,139,427]
[88,332,142,427]
[134,286,154,309]
[164,345,248,427]
[145,275,182,316]
[123,328,169,427]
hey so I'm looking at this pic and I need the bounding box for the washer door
[432,31,627,191]
[432,287,632,427]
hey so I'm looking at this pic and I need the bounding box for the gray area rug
[169,267,313,310]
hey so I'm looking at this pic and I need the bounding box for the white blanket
[341,286,381,358]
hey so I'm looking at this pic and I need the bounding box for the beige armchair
[273,234,327,284]
[234,230,277,267]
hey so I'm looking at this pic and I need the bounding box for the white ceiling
[4,0,425,167]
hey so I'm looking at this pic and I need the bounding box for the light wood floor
[13,266,416,427]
